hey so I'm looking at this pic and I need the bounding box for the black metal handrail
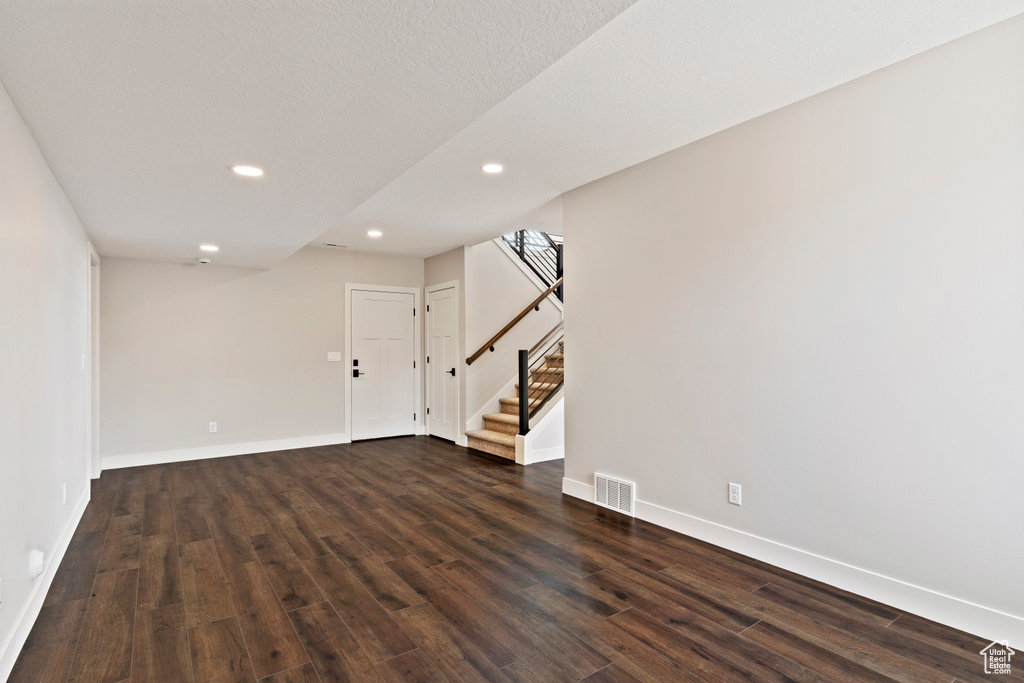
[501,230,564,301]
[517,322,564,435]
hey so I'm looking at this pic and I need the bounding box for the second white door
[351,289,416,440]
[426,286,458,442]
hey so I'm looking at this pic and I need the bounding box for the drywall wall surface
[101,247,423,458]
[465,239,561,429]
[425,247,468,441]
[0,81,91,676]
[563,16,1024,630]
[425,245,465,288]
[522,398,564,464]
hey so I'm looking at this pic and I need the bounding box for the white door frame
[425,280,461,445]
[344,283,423,441]
[88,245,101,478]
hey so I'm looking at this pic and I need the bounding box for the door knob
[353,369,368,378]
[448,368,456,376]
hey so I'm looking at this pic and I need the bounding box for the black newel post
[518,349,530,435]
[555,244,563,301]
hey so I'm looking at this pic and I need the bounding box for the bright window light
[199,244,219,252]
[481,163,504,174]
[367,229,383,238]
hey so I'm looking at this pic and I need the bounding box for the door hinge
[413,360,416,368]
[413,413,417,421]
[413,308,416,316]
[426,356,430,363]
[427,304,430,312]
[427,407,430,415]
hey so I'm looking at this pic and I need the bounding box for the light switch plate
[327,352,342,362]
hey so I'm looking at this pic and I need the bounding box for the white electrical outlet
[29,550,45,579]
[728,483,742,506]
[63,483,67,505]
[209,422,217,433]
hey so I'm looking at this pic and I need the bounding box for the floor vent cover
[594,473,635,516]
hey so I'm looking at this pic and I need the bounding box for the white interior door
[351,289,416,440]
[427,286,458,442]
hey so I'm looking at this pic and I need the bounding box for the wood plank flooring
[10,436,999,682]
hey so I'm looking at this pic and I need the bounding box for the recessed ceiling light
[231,165,264,177]
[367,229,383,238]
[481,163,503,174]
[199,244,219,252]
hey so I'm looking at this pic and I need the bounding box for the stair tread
[499,396,543,406]
[466,429,516,446]
[517,381,561,390]
[483,412,519,424]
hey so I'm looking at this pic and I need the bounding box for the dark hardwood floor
[10,436,999,682]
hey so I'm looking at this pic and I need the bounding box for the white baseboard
[562,477,1024,648]
[0,486,91,681]
[102,432,351,470]
[562,476,593,502]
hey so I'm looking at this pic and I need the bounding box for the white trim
[344,283,422,442]
[562,476,593,501]
[467,375,518,432]
[0,487,90,681]
[562,477,1024,648]
[493,238,564,313]
[516,395,564,465]
[516,436,563,465]
[102,433,350,470]
[425,280,462,445]
[87,244,101,479]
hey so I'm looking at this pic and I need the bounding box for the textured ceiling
[1,1,1023,267]
[0,0,636,268]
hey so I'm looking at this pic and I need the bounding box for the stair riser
[468,436,515,460]
[483,418,519,436]
[500,399,544,415]
[515,387,557,401]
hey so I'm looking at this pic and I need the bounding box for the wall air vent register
[594,473,635,516]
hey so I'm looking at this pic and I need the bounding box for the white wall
[101,247,423,465]
[0,82,92,677]
[563,16,1024,645]
[465,239,562,429]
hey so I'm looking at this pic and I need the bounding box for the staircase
[466,344,563,460]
